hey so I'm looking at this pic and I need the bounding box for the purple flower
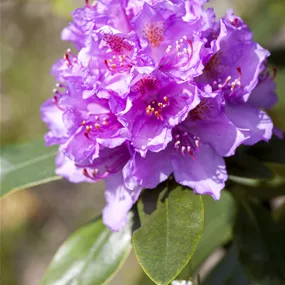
[116,71,200,155]
[41,0,277,231]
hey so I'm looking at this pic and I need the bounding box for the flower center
[82,145,130,180]
[103,34,134,72]
[145,96,169,120]
[82,113,117,139]
[190,99,215,120]
[173,129,200,159]
[204,52,222,77]
[132,75,159,95]
[103,34,133,54]
[143,22,164,47]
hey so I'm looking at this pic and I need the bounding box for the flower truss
[41,0,278,231]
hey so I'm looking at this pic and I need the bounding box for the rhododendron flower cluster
[41,0,277,231]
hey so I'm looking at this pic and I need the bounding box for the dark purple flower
[41,0,278,231]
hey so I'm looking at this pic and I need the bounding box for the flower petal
[225,103,273,145]
[123,147,172,189]
[185,113,247,156]
[103,172,141,231]
[172,144,227,200]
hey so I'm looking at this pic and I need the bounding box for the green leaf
[0,139,59,198]
[234,197,285,284]
[203,246,249,285]
[133,184,204,285]
[42,216,132,285]
[191,191,234,271]
[248,135,285,164]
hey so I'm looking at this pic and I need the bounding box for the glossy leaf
[0,139,59,198]
[133,184,204,285]
[137,191,234,284]
[191,191,234,271]
[42,216,132,285]
[234,198,285,284]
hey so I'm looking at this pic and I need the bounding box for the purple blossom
[41,0,277,231]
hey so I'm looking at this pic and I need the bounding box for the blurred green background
[0,0,284,284]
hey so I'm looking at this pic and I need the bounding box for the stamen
[237,67,242,80]
[64,49,72,66]
[145,97,169,120]
[173,129,200,159]
[82,168,109,180]
[84,132,90,139]
[174,141,181,149]
[187,39,193,61]
[218,76,231,89]
[53,95,64,111]
[231,18,239,28]
[104,56,133,73]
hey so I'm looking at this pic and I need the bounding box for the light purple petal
[248,71,277,109]
[40,98,69,146]
[103,171,141,231]
[123,146,172,189]
[172,144,227,200]
[225,103,273,145]
[185,113,247,156]
[56,153,93,183]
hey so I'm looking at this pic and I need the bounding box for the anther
[91,169,99,176]
[174,141,181,149]
[84,132,90,139]
[195,139,200,149]
[237,67,242,79]
[187,39,193,60]
[83,168,89,176]
[53,95,64,111]
[95,123,100,130]
[163,96,169,102]
[233,18,239,28]
[64,51,72,66]
[85,125,92,132]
